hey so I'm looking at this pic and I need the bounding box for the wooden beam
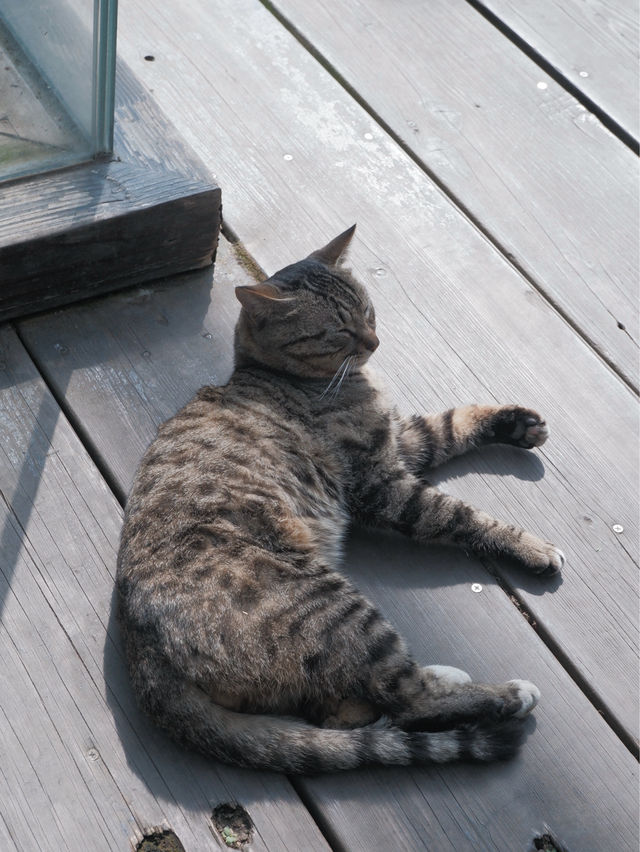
[0,59,221,321]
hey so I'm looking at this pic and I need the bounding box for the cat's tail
[141,679,525,773]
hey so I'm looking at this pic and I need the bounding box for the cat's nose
[362,332,379,352]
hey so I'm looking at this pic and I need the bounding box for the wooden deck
[1,0,638,849]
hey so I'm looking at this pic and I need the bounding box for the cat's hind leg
[375,662,540,732]
[350,620,540,732]
[422,666,540,719]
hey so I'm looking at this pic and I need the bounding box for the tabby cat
[117,226,564,773]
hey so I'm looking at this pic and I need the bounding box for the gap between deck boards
[463,0,639,154]
[258,0,639,396]
[482,559,639,759]
[14,320,131,509]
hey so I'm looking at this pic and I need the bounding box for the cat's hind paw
[507,679,541,717]
[424,665,472,686]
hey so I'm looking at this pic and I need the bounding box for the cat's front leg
[398,404,549,471]
[357,472,564,574]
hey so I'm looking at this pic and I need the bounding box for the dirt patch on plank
[136,829,186,852]
[211,802,255,849]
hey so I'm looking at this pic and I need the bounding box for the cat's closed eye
[333,329,358,343]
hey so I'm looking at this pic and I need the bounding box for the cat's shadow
[428,443,546,486]
[413,444,563,597]
[340,526,562,693]
[362,442,560,599]
[344,525,562,598]
[103,588,285,816]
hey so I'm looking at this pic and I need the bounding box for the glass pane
[0,0,117,182]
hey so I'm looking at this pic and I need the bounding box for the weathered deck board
[18,239,639,849]
[0,323,330,852]
[100,0,639,740]
[472,0,640,141]
[300,530,638,851]
[268,0,639,387]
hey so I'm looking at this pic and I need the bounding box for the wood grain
[92,0,639,740]
[473,0,639,141]
[0,60,220,321]
[0,322,329,852]
[19,237,638,849]
[268,0,639,387]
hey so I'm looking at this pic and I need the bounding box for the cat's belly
[279,488,349,566]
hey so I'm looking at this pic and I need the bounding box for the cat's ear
[235,282,294,314]
[308,224,356,267]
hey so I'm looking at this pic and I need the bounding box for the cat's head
[234,225,379,378]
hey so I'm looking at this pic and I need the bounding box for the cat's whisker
[325,356,353,401]
[329,355,355,400]
[320,357,350,399]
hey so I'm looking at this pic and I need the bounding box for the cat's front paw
[491,406,549,449]
[516,533,565,575]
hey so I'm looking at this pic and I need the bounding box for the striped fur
[117,226,559,773]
